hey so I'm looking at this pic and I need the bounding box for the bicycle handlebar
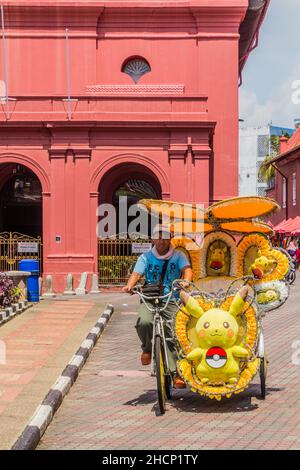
[132,287,172,301]
[132,279,182,299]
[131,276,257,313]
[131,280,185,313]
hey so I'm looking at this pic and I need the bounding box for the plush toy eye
[203,322,210,329]
[223,322,230,329]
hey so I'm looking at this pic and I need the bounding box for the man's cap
[152,223,173,239]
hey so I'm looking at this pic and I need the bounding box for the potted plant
[0,273,22,309]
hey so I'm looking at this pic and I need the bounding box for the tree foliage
[258,133,290,187]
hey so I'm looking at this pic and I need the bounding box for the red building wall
[268,157,300,225]
[0,1,250,291]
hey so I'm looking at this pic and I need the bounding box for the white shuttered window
[292,172,297,206]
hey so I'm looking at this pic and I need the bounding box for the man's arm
[176,250,193,287]
[122,272,142,294]
[179,263,195,308]
[181,266,193,282]
[176,263,193,292]
[122,253,146,294]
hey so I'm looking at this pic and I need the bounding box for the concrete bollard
[89,273,100,294]
[43,275,56,298]
[39,276,44,300]
[64,273,76,295]
[75,272,88,295]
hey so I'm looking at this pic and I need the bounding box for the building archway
[0,163,43,272]
[97,162,162,284]
[0,163,42,236]
[90,153,170,197]
[98,162,162,237]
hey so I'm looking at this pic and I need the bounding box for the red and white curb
[0,300,30,326]
[11,304,114,450]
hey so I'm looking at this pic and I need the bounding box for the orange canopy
[139,199,204,221]
[140,196,277,235]
[171,219,273,235]
[207,196,279,220]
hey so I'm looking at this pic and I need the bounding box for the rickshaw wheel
[260,354,267,400]
[165,374,172,400]
[289,270,296,285]
[155,335,167,414]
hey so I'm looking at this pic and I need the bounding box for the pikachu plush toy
[249,250,277,279]
[180,287,250,385]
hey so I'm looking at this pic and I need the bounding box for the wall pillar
[192,146,211,207]
[168,145,187,201]
[73,149,95,289]
[44,148,94,293]
[168,131,213,206]
[42,191,51,273]
[73,149,92,254]
[90,190,99,280]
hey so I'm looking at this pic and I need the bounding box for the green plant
[258,134,290,187]
[258,155,276,186]
[11,286,23,303]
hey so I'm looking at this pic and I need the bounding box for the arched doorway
[0,163,43,272]
[99,162,162,237]
[0,164,42,236]
[98,163,162,284]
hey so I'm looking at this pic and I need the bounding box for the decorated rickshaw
[135,196,293,414]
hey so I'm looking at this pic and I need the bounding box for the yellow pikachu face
[195,308,239,348]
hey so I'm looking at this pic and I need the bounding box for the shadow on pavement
[123,384,284,414]
[255,386,285,401]
[170,384,284,413]
[124,389,158,406]
[169,392,258,414]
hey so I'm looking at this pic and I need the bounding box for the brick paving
[38,281,300,450]
[0,301,93,413]
[0,293,126,449]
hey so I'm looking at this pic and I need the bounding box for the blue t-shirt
[133,249,190,295]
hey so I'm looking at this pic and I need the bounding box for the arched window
[122,57,151,84]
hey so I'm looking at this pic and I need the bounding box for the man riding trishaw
[122,223,192,389]
[122,196,292,414]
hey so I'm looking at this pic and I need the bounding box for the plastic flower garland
[237,233,290,283]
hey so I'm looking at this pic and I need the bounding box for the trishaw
[135,196,293,414]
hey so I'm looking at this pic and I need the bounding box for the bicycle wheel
[165,373,172,400]
[289,270,296,285]
[260,354,267,400]
[155,335,167,415]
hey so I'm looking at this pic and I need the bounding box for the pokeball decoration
[206,347,227,369]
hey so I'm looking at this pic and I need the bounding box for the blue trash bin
[18,259,40,302]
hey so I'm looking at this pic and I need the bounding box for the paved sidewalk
[38,279,300,450]
[0,293,126,450]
